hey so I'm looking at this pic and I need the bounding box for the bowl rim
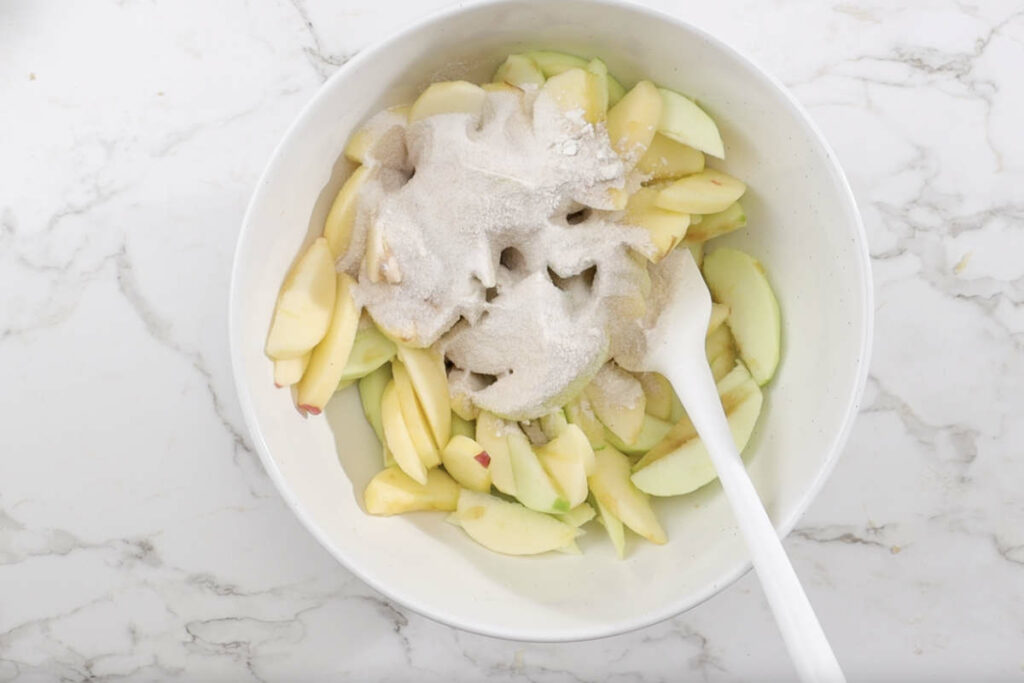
[228,0,873,642]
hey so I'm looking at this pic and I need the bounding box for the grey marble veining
[1,0,1022,680]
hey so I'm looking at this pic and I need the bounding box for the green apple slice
[631,364,763,496]
[684,201,746,244]
[604,413,673,456]
[475,412,517,495]
[539,409,569,439]
[523,50,625,105]
[703,248,782,385]
[450,412,475,439]
[585,363,647,446]
[655,169,746,215]
[441,434,492,492]
[564,393,607,449]
[339,318,397,384]
[589,446,666,544]
[492,54,545,88]
[358,363,393,444]
[535,424,593,507]
[364,466,458,515]
[507,429,570,513]
[454,490,578,556]
[657,87,724,158]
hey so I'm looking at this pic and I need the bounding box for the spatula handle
[664,355,845,683]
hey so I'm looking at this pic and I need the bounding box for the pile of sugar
[343,87,654,420]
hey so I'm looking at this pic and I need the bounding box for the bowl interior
[230,0,870,641]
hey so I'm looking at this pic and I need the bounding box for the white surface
[0,0,1021,679]
[231,0,869,643]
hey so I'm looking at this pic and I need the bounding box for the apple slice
[539,68,605,124]
[475,412,517,495]
[344,105,409,165]
[409,81,486,123]
[395,345,451,447]
[481,82,519,94]
[364,465,458,515]
[605,413,673,456]
[585,58,610,114]
[339,317,397,383]
[274,353,309,388]
[632,364,763,496]
[636,133,705,181]
[391,360,440,468]
[558,501,596,527]
[358,363,392,444]
[589,446,667,544]
[265,237,337,360]
[323,166,371,259]
[624,185,691,262]
[563,394,607,449]
[507,429,570,513]
[708,302,730,336]
[592,495,626,558]
[493,54,545,88]
[703,248,781,385]
[683,202,746,244]
[637,372,674,421]
[297,273,360,414]
[539,409,569,440]
[535,424,593,508]
[524,51,625,105]
[381,381,428,485]
[687,242,704,268]
[585,363,647,446]
[657,87,725,158]
[454,489,578,556]
[441,434,492,492]
[606,80,662,166]
[451,412,475,439]
[655,169,746,215]
[706,323,738,382]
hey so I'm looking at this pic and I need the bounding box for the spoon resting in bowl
[620,249,846,683]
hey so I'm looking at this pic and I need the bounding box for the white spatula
[632,249,845,683]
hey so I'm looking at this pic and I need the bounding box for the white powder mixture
[343,87,655,420]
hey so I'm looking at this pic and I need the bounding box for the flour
[344,86,655,420]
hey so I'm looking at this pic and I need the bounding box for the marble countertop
[2,0,1022,680]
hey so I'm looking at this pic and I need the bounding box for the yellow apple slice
[454,489,578,556]
[557,501,596,527]
[481,82,519,94]
[684,202,747,244]
[563,394,607,450]
[655,169,746,215]
[475,412,517,495]
[636,133,705,181]
[605,413,673,456]
[358,362,392,452]
[585,58,610,114]
[395,345,451,447]
[409,81,486,123]
[381,381,428,484]
[706,323,738,383]
[606,80,662,166]
[524,51,625,105]
[637,372,674,421]
[708,302,730,336]
[585,363,647,445]
[703,248,782,385]
[507,429,571,513]
[391,360,440,468]
[297,273,360,414]
[535,424,593,508]
[364,465,458,515]
[657,87,725,158]
[323,166,371,259]
[589,446,666,544]
[539,68,605,124]
[265,237,337,360]
[344,105,409,165]
[624,185,691,262]
[450,412,475,439]
[539,409,569,440]
[273,353,309,388]
[492,54,545,88]
[631,364,763,496]
[592,495,626,558]
[441,434,492,492]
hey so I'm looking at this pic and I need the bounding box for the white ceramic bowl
[230,0,871,641]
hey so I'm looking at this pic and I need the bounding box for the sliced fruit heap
[264,50,782,559]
